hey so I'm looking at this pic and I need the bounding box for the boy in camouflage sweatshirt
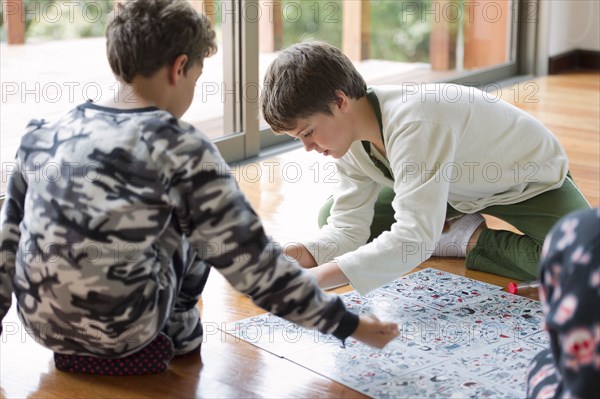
[0,0,397,375]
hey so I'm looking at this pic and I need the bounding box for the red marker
[507,280,540,294]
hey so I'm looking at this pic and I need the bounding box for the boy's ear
[334,90,349,112]
[168,54,189,85]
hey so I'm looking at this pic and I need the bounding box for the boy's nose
[302,138,315,152]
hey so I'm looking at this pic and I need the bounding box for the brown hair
[106,0,217,83]
[261,41,367,133]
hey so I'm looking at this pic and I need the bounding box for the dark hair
[106,0,217,83]
[261,41,367,133]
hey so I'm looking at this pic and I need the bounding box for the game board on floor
[224,268,548,399]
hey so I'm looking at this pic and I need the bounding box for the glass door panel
[257,0,520,134]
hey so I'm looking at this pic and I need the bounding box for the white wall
[548,0,600,56]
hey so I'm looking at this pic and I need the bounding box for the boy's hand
[352,314,399,349]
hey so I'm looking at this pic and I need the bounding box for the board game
[224,269,548,398]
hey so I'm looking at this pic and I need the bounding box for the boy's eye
[304,130,313,137]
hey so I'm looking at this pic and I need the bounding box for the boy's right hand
[352,314,399,349]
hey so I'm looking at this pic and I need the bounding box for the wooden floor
[1,72,598,399]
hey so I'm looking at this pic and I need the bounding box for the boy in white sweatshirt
[260,41,590,295]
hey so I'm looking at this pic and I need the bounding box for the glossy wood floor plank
[1,72,598,399]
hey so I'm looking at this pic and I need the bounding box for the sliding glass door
[176,0,538,162]
[208,0,538,163]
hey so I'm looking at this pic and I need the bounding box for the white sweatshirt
[302,84,568,294]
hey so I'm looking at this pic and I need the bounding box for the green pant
[318,175,590,281]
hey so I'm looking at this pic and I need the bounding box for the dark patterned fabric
[526,207,600,398]
[0,102,354,362]
[54,333,174,375]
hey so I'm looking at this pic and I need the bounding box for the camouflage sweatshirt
[0,102,357,356]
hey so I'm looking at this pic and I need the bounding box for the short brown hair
[261,42,367,133]
[107,0,217,83]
